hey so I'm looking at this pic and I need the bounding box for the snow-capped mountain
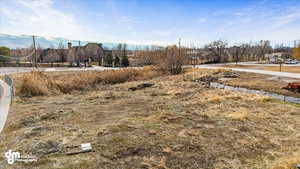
[0,33,153,50]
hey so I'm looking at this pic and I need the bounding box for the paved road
[203,62,300,67]
[0,66,119,75]
[196,65,300,79]
[0,79,11,133]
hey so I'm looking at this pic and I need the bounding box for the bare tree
[229,43,250,64]
[257,40,272,61]
[274,43,292,56]
[57,41,67,62]
[36,44,43,63]
[115,43,123,58]
[205,40,229,63]
[96,44,105,66]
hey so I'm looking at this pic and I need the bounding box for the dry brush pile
[18,67,162,96]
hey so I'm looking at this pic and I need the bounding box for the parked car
[285,59,299,64]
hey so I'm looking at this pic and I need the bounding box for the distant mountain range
[0,33,157,50]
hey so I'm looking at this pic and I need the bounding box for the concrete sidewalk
[204,62,300,67]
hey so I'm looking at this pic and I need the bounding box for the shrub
[0,46,10,56]
[157,46,187,75]
[135,46,187,75]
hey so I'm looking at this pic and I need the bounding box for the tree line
[135,40,298,65]
[1,39,300,68]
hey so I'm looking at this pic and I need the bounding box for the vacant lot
[224,71,300,98]
[0,69,299,169]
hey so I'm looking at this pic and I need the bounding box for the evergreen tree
[104,53,113,67]
[114,56,120,67]
[0,46,10,56]
[121,55,129,67]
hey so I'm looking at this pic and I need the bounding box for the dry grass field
[0,69,299,169]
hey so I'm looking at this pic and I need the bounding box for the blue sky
[1,0,300,45]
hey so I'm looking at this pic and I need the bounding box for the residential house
[41,48,67,63]
[34,42,106,65]
[265,52,291,63]
[67,42,105,65]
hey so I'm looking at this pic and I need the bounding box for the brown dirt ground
[0,70,300,169]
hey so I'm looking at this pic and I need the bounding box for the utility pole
[32,35,38,68]
[178,38,181,58]
[78,40,81,66]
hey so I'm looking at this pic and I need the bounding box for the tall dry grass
[19,71,52,96]
[18,67,162,96]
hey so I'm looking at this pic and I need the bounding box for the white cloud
[0,0,100,41]
[152,30,172,37]
[17,0,53,8]
[1,0,300,45]
[272,10,300,28]
[211,1,300,43]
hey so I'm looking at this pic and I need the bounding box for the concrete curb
[0,79,12,133]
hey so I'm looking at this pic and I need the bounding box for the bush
[158,46,187,75]
[0,46,10,56]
